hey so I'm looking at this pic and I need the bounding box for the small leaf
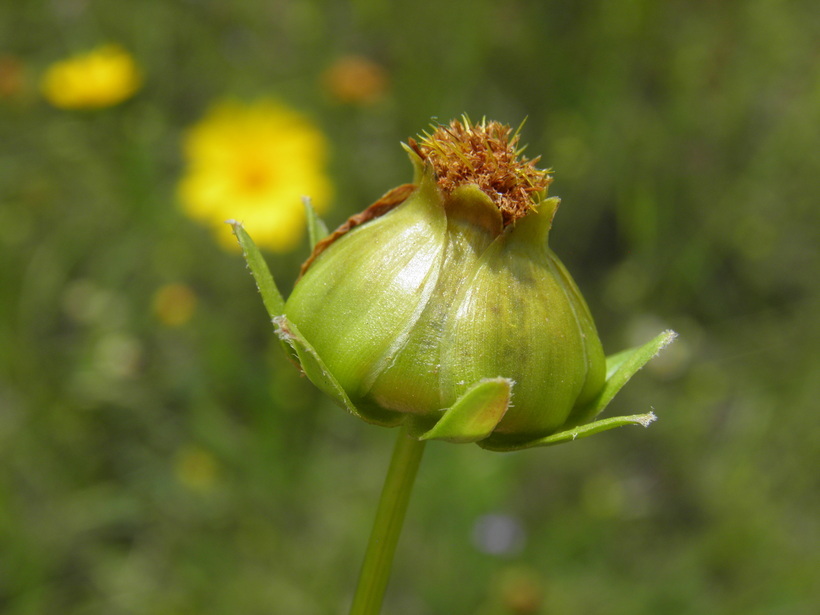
[228,220,285,317]
[568,329,677,427]
[597,330,677,416]
[418,378,513,443]
[479,412,657,452]
[303,196,329,250]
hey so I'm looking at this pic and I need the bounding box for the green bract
[231,118,675,451]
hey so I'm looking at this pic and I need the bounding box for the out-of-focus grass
[1,1,818,613]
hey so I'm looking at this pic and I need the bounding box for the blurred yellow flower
[179,99,332,251]
[40,44,142,109]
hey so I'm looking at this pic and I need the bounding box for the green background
[1,1,818,613]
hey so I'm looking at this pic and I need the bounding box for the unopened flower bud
[232,117,676,450]
[288,118,603,445]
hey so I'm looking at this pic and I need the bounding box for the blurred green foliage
[1,1,818,613]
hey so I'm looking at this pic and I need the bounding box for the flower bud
[232,117,675,450]
[286,118,607,446]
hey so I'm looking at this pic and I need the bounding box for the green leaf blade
[303,196,329,250]
[598,329,677,414]
[479,412,657,451]
[228,220,286,318]
[568,329,677,427]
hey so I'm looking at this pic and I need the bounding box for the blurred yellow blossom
[321,55,388,105]
[40,44,142,109]
[179,99,332,251]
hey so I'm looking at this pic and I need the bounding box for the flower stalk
[349,428,426,615]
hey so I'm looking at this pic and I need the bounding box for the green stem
[349,427,427,615]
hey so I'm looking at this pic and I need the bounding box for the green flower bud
[231,117,676,451]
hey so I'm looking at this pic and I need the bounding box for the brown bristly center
[408,117,552,226]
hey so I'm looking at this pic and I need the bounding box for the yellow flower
[179,99,332,251]
[40,44,142,109]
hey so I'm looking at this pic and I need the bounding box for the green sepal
[228,220,285,317]
[302,196,329,250]
[479,412,657,451]
[415,378,513,443]
[273,315,403,428]
[569,329,678,427]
